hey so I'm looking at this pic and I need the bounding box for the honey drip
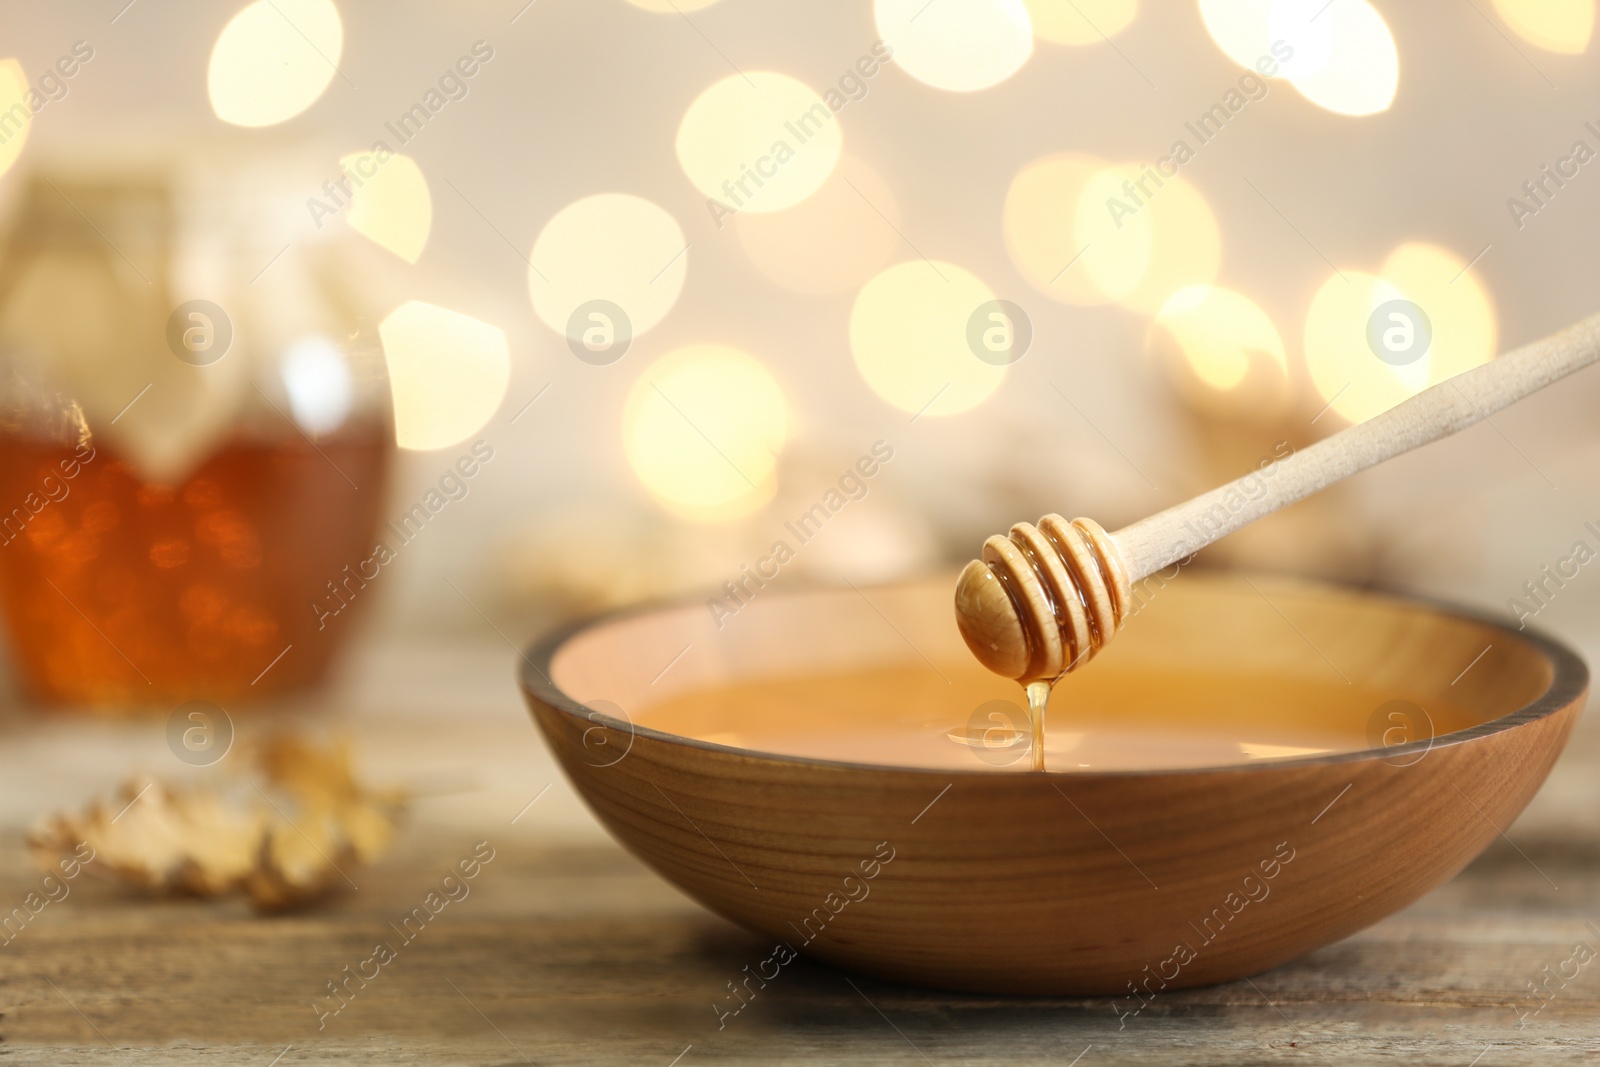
[1026,679,1051,772]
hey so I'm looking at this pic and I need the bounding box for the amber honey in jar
[0,422,391,706]
[0,150,399,710]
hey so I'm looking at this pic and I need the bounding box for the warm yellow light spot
[1004,153,1121,307]
[676,72,841,214]
[1304,269,1409,425]
[1073,164,1154,302]
[1290,0,1398,115]
[875,0,1034,91]
[1149,286,1289,420]
[1016,158,1216,311]
[208,0,343,127]
[626,0,720,9]
[1304,243,1496,426]
[529,193,686,342]
[850,260,1006,417]
[1492,0,1593,53]
[1240,742,1330,760]
[1197,0,1276,70]
[1383,242,1497,384]
[1075,165,1220,313]
[339,151,431,264]
[623,345,788,521]
[1198,0,1397,116]
[0,60,30,181]
[379,301,510,451]
[734,155,900,295]
[1026,0,1136,44]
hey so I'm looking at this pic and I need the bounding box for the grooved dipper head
[953,559,1030,680]
[952,515,1133,683]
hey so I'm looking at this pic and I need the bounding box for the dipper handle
[955,312,1600,682]
[1119,312,1600,577]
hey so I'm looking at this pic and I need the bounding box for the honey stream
[1027,680,1050,772]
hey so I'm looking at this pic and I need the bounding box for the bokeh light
[379,301,511,451]
[1290,0,1399,115]
[1303,243,1496,426]
[528,193,687,341]
[850,260,1007,416]
[0,60,30,181]
[623,344,788,521]
[1004,153,1122,307]
[1304,268,1420,424]
[1026,0,1137,45]
[1148,285,1289,420]
[1195,0,1281,70]
[1197,0,1398,116]
[875,0,1034,92]
[339,151,431,264]
[1492,0,1593,53]
[1109,172,1221,314]
[1074,164,1155,303]
[208,0,344,127]
[1382,242,1498,384]
[733,154,901,295]
[280,335,354,435]
[676,72,841,214]
[1006,155,1218,312]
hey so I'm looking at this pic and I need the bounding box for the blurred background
[2,5,1599,1053]
[0,0,1597,710]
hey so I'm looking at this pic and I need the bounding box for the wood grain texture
[0,595,1593,1064]
[1,828,1599,1065]
[524,574,1586,997]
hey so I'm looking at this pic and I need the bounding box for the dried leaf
[29,734,406,913]
[30,777,263,895]
[243,816,349,912]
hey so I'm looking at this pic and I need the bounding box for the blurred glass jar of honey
[0,149,397,710]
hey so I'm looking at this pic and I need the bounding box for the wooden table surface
[1,634,1598,1065]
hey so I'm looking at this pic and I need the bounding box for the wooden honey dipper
[955,312,1600,683]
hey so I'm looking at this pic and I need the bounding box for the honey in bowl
[632,661,1492,772]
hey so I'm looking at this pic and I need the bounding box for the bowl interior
[544,571,1557,772]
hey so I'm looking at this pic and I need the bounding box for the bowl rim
[518,571,1589,779]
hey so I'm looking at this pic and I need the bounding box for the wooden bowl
[519,572,1585,996]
